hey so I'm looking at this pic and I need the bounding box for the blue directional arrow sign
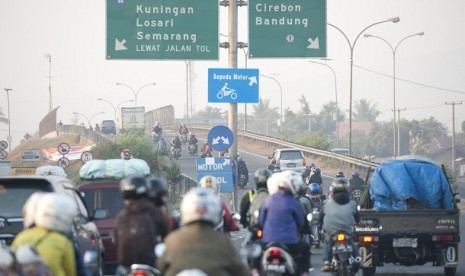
[208,68,259,103]
[196,157,234,193]
[208,125,234,152]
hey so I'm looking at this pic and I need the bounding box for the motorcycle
[171,147,181,160]
[181,133,188,145]
[351,189,362,203]
[309,208,323,249]
[188,143,197,156]
[201,146,212,158]
[238,174,248,189]
[328,230,361,276]
[260,242,299,276]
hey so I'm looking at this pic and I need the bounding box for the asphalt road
[174,137,464,276]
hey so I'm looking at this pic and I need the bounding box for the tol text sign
[196,157,234,193]
[107,0,219,60]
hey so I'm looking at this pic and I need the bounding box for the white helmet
[267,173,280,195]
[0,245,15,269]
[180,187,222,226]
[198,175,219,194]
[283,170,305,195]
[273,171,297,195]
[15,244,45,265]
[22,192,47,228]
[34,193,78,233]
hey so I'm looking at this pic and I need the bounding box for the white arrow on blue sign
[196,157,234,193]
[208,68,259,103]
[208,125,234,152]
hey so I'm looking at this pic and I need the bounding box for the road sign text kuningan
[249,0,327,58]
[106,0,219,60]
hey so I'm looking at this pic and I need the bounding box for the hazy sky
[1,0,465,149]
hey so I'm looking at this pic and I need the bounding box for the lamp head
[417,32,425,36]
[363,34,373,38]
[387,17,400,23]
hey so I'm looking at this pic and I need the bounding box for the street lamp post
[44,53,53,112]
[328,17,400,156]
[115,82,156,107]
[73,111,105,127]
[364,32,424,157]
[308,60,340,147]
[446,101,463,172]
[4,88,12,152]
[97,98,134,123]
[260,74,283,132]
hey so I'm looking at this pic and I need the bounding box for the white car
[268,148,306,172]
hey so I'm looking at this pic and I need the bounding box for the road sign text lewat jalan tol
[249,0,327,58]
[107,0,219,60]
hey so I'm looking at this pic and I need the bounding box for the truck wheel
[362,267,376,276]
[444,267,456,276]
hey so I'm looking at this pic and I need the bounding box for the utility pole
[45,53,53,112]
[395,107,406,156]
[446,101,462,172]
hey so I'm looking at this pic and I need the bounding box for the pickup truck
[355,156,461,276]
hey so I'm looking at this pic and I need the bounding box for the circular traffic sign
[207,125,234,152]
[81,151,93,163]
[0,150,7,160]
[58,157,70,168]
[58,143,71,155]
[0,140,8,150]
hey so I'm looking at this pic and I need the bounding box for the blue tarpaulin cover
[369,156,453,210]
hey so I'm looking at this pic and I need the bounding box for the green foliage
[442,163,457,193]
[295,131,331,150]
[353,99,381,122]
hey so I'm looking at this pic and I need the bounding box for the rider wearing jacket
[153,122,162,136]
[171,134,182,149]
[259,171,311,276]
[157,188,250,276]
[349,170,365,193]
[319,177,360,272]
[188,132,198,153]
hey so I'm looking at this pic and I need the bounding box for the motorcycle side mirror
[453,193,461,203]
[154,243,166,257]
[232,213,241,222]
[307,213,313,221]
[357,205,361,211]
[253,210,259,219]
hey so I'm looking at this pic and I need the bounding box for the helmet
[147,176,168,206]
[254,168,272,189]
[284,170,305,195]
[331,178,350,194]
[181,123,185,127]
[180,187,222,225]
[22,192,47,228]
[336,171,346,178]
[155,121,159,125]
[0,244,15,268]
[309,163,316,169]
[204,141,209,144]
[34,192,77,233]
[352,170,360,177]
[120,176,149,200]
[198,175,219,194]
[274,172,297,195]
[15,244,45,265]
[308,183,321,195]
[189,132,193,136]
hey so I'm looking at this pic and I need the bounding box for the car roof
[276,148,303,152]
[0,175,75,192]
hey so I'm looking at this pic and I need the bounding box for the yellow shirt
[12,226,76,276]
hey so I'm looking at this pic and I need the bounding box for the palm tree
[353,99,381,122]
[0,108,8,124]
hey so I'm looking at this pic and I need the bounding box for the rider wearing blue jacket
[259,171,310,276]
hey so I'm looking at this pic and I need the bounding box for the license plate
[393,238,418,248]
[264,264,286,273]
[287,163,296,167]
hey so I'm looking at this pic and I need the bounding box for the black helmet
[254,168,272,189]
[147,176,168,206]
[120,176,148,200]
[331,178,350,194]
[335,171,346,178]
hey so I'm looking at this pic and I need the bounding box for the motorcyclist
[158,137,168,151]
[188,132,198,154]
[157,187,251,276]
[301,163,316,182]
[319,178,360,272]
[349,170,365,193]
[198,175,239,233]
[307,183,326,210]
[307,167,323,191]
[171,134,182,152]
[259,171,311,276]
[335,171,346,178]
[237,156,249,188]
[239,168,272,232]
[113,176,168,275]
[178,123,188,135]
[146,176,179,232]
[153,122,162,138]
[200,141,212,157]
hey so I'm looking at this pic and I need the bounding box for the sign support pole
[228,0,239,212]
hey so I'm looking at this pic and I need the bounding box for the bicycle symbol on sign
[217,83,237,100]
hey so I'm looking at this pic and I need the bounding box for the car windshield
[102,121,115,127]
[0,179,53,218]
[280,151,303,160]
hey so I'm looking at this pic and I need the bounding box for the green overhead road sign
[249,0,327,58]
[106,0,219,60]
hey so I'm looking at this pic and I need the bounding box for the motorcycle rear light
[359,235,378,243]
[257,229,263,238]
[432,235,454,242]
[270,249,281,258]
[336,233,346,243]
[133,272,147,276]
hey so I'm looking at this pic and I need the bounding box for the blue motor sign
[208,68,259,103]
[196,157,234,193]
[207,125,234,152]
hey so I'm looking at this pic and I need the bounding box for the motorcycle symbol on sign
[217,83,237,100]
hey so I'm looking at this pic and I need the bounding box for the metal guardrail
[190,125,379,176]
